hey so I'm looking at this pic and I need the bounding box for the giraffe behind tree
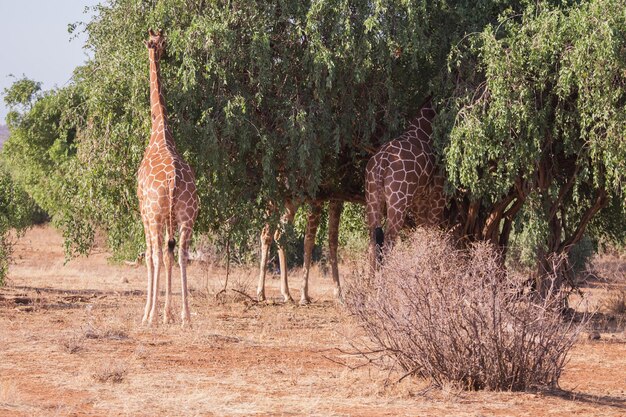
[365,97,446,271]
[137,29,198,326]
[257,200,343,305]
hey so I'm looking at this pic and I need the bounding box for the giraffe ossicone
[365,97,446,271]
[137,29,199,327]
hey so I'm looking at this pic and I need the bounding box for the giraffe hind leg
[163,229,175,325]
[178,224,193,327]
[328,201,343,301]
[275,227,294,303]
[374,226,384,264]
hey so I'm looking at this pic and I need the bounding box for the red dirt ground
[0,225,624,416]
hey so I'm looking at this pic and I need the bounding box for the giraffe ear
[148,29,155,36]
[157,29,163,36]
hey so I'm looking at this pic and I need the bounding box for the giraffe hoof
[283,295,295,304]
[257,293,266,303]
[299,297,311,306]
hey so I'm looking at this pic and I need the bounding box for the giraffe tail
[167,174,176,253]
[374,226,384,264]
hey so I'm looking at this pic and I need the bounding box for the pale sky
[0,0,101,124]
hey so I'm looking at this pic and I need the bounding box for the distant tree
[438,0,626,290]
[3,78,101,259]
[0,160,42,284]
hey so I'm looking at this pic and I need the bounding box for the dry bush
[82,323,129,341]
[59,333,85,354]
[91,361,127,384]
[344,228,584,391]
[603,290,626,316]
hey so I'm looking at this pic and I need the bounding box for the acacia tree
[4,0,521,258]
[439,0,626,289]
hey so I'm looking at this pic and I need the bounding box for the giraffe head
[146,29,166,60]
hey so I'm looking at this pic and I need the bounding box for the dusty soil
[0,225,625,416]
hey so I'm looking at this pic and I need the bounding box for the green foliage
[441,0,626,276]
[0,161,42,284]
[3,78,42,113]
[3,0,523,259]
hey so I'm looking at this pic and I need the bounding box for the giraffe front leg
[142,233,154,325]
[257,224,272,302]
[148,234,163,325]
[300,203,322,305]
[163,231,175,324]
[276,228,294,303]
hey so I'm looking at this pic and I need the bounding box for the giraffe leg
[148,232,163,325]
[275,227,294,303]
[179,225,192,327]
[163,230,175,324]
[142,230,154,325]
[328,201,343,301]
[366,200,385,273]
[257,224,272,302]
[365,164,385,273]
[383,203,407,255]
[300,202,322,305]
[427,174,446,227]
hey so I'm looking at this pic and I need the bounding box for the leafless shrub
[59,334,84,354]
[344,228,585,391]
[84,327,128,341]
[91,361,127,384]
[82,322,129,341]
[603,290,626,316]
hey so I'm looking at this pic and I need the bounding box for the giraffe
[137,29,199,326]
[365,97,446,271]
[257,199,343,305]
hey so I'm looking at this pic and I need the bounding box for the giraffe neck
[148,49,176,150]
[409,98,436,137]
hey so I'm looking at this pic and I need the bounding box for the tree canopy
[2,0,623,283]
[3,0,524,258]
[440,0,625,283]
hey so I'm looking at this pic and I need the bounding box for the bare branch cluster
[344,228,585,391]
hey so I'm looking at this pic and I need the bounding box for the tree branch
[559,189,607,252]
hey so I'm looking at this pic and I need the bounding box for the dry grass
[59,333,85,354]
[0,225,625,416]
[603,290,626,316]
[91,361,128,384]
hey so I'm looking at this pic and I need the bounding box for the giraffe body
[257,200,343,305]
[137,30,198,326]
[365,98,445,270]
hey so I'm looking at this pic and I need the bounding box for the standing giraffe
[257,200,343,305]
[137,29,199,326]
[365,97,446,270]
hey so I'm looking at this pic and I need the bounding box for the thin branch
[559,189,607,252]
[230,288,258,303]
